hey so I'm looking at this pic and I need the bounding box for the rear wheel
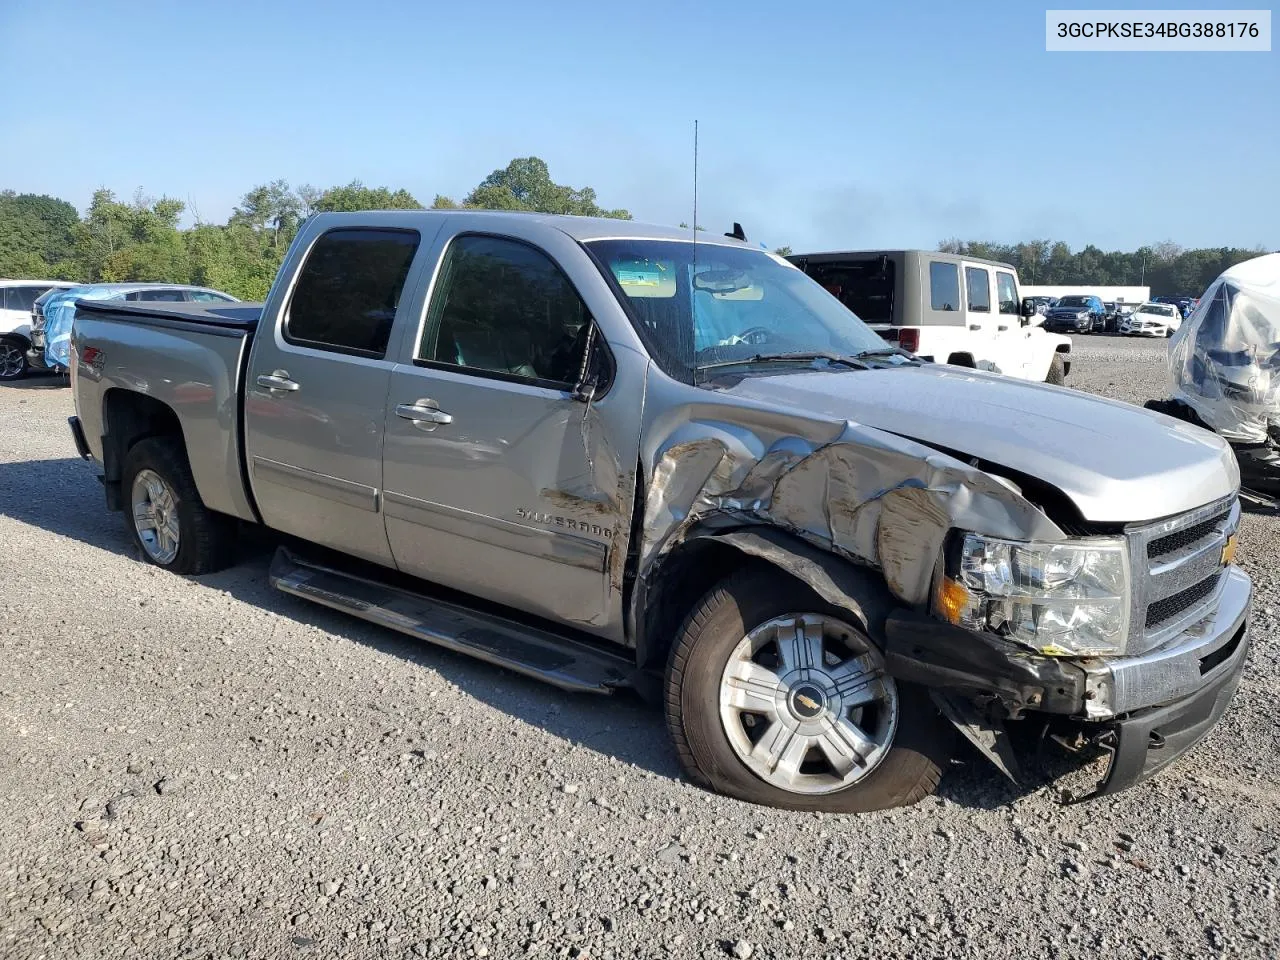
[0,338,28,381]
[1046,353,1067,385]
[121,437,237,574]
[665,569,949,812]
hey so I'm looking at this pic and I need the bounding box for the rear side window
[965,267,990,312]
[286,228,420,358]
[134,289,187,302]
[996,272,1018,315]
[929,261,960,312]
[189,290,234,302]
[803,259,895,323]
[3,286,45,311]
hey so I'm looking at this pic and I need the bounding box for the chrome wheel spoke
[131,469,180,563]
[133,501,155,529]
[828,655,887,708]
[722,659,782,715]
[749,722,811,784]
[817,717,875,776]
[776,617,823,674]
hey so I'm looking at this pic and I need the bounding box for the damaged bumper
[884,565,1251,799]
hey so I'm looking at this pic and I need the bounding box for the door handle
[968,324,982,331]
[257,370,300,393]
[396,399,453,430]
[997,325,1009,331]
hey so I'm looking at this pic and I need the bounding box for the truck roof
[305,210,759,250]
[791,249,1019,272]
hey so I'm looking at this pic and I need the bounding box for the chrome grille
[1125,496,1239,654]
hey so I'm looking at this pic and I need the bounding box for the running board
[268,548,634,694]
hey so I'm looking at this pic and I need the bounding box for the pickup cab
[68,211,1251,811]
[790,250,1072,384]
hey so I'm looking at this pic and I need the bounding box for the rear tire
[120,437,237,575]
[0,338,28,381]
[665,568,950,812]
[1046,353,1067,385]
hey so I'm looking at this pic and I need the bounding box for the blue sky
[3,0,1276,252]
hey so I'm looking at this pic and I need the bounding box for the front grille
[1145,574,1221,629]
[1148,511,1228,560]
[1126,496,1238,653]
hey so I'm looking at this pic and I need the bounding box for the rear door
[243,227,425,565]
[960,263,1002,371]
[380,227,633,634]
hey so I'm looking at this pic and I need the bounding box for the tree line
[937,238,1269,298]
[1,157,1269,302]
[0,157,631,301]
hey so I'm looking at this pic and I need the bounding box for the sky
[2,0,1276,253]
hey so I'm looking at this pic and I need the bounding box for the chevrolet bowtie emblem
[1222,533,1239,566]
[795,693,821,711]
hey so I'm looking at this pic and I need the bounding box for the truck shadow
[0,373,69,391]
[1,455,1046,811]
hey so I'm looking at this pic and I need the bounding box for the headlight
[1076,311,1088,320]
[933,533,1130,656]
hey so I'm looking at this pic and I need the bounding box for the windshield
[587,239,889,381]
[1056,296,1089,307]
[1139,304,1174,315]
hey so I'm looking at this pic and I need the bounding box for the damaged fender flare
[678,526,896,642]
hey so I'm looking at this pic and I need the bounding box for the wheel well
[637,528,896,672]
[100,389,184,510]
[946,352,976,368]
[1054,343,1071,375]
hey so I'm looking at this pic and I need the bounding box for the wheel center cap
[788,683,827,720]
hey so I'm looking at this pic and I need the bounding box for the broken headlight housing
[933,533,1130,656]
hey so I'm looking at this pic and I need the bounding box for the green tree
[0,191,81,278]
[463,157,630,218]
[309,180,422,213]
[232,180,304,250]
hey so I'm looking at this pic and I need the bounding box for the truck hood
[721,364,1237,524]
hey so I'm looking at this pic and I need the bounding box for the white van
[1,279,78,380]
[790,250,1072,383]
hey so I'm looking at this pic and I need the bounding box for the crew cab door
[243,226,427,564]
[380,225,643,639]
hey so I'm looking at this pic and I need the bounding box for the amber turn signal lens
[934,577,970,625]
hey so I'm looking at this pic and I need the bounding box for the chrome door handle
[396,399,453,429]
[968,324,982,331]
[997,325,1009,331]
[257,370,300,393]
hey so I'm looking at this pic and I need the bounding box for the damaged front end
[636,397,1252,803]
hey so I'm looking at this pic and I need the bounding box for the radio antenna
[692,119,699,261]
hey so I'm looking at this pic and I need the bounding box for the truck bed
[74,299,263,333]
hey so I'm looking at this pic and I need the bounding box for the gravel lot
[3,336,1279,960]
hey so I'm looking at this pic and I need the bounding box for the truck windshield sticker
[611,259,676,298]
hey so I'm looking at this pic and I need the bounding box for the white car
[0,279,79,380]
[1121,302,1182,338]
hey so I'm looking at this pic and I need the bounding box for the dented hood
[721,364,1237,523]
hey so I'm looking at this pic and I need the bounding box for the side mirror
[1020,297,1038,317]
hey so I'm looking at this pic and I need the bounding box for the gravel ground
[2,337,1279,960]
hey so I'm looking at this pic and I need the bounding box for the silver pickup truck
[68,211,1251,812]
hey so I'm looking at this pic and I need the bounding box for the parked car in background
[0,279,78,380]
[1102,301,1118,332]
[790,249,1071,383]
[1121,301,1182,337]
[1044,294,1106,334]
[69,210,1250,811]
[31,283,238,374]
[1114,301,1136,324]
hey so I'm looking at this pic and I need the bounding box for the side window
[4,286,43,311]
[286,228,420,358]
[996,272,1019,315]
[965,267,991,312]
[189,290,234,302]
[419,235,591,387]
[929,261,960,312]
[136,289,187,302]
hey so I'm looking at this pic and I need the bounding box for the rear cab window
[285,228,421,358]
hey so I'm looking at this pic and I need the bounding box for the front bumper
[884,565,1251,798]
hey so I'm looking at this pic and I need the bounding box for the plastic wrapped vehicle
[1147,254,1280,505]
[1167,254,1280,445]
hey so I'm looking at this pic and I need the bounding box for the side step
[268,548,635,694]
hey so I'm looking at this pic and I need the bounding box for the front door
[961,263,1004,373]
[381,232,627,632]
[243,226,423,565]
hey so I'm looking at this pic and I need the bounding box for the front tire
[0,338,28,381]
[665,569,949,812]
[1046,352,1067,385]
[121,437,237,574]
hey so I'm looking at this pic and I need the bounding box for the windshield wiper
[849,346,919,361]
[696,351,871,375]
